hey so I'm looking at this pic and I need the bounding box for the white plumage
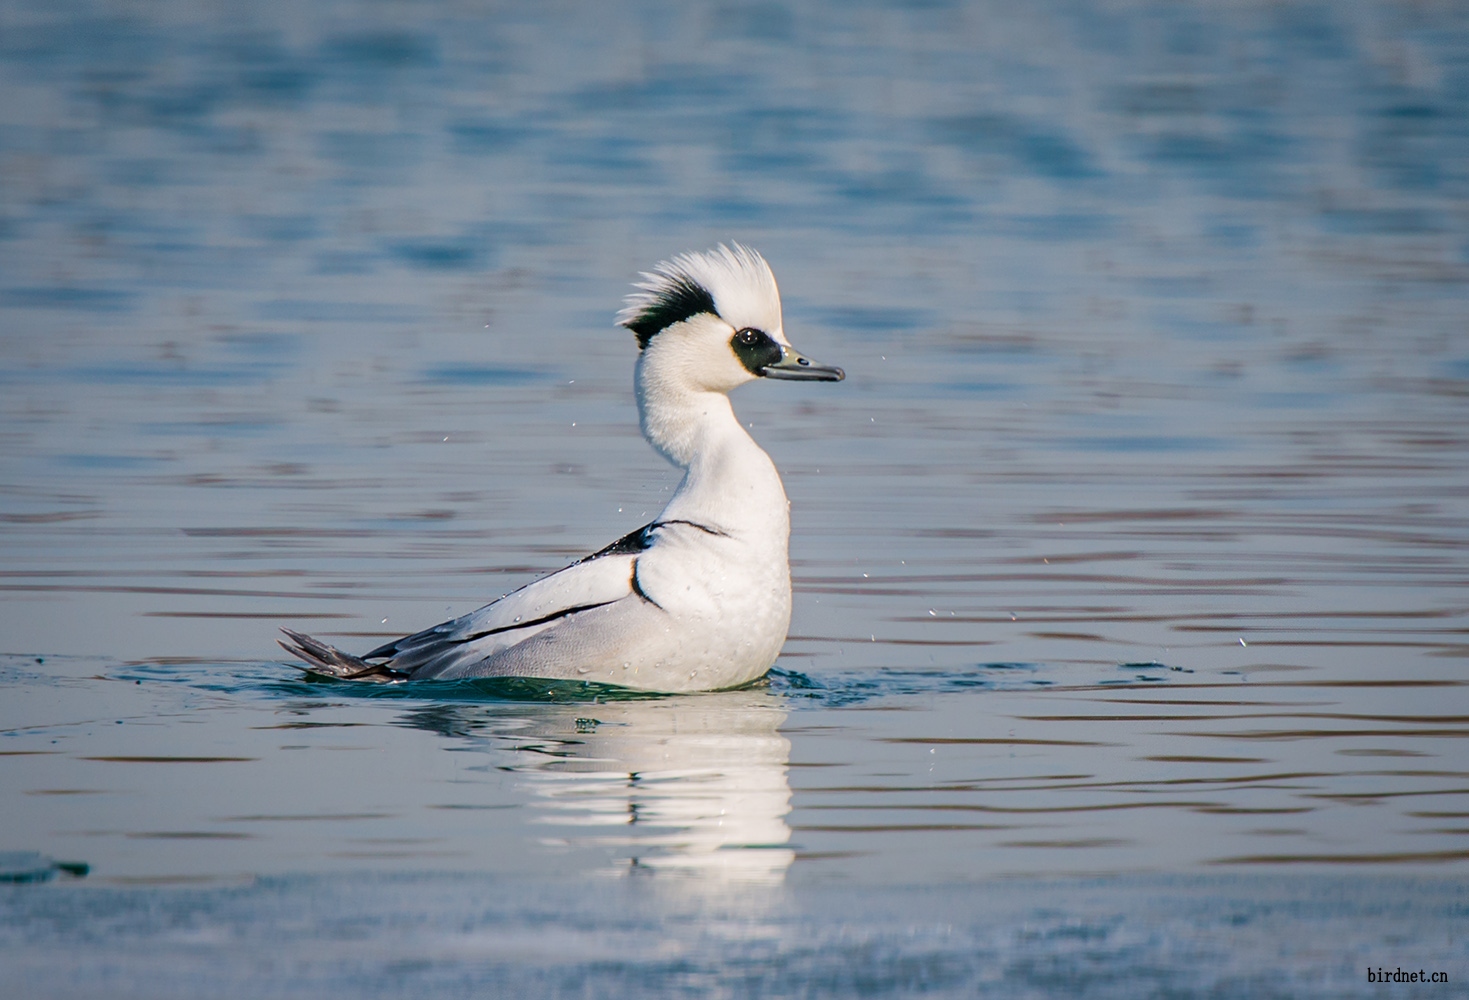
[281,244,843,693]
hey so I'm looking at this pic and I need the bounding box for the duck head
[618,244,844,395]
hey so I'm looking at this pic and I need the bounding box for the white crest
[617,243,783,346]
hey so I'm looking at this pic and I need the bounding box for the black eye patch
[731,327,783,375]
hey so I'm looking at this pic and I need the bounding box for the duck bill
[760,346,845,382]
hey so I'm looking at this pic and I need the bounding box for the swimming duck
[280,244,843,692]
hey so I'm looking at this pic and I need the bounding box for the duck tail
[278,628,407,682]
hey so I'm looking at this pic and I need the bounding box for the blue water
[3,0,1468,995]
[4,873,1464,998]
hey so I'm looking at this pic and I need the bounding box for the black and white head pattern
[617,243,787,376]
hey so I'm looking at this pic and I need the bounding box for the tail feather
[278,628,407,682]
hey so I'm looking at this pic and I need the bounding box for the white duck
[280,243,843,692]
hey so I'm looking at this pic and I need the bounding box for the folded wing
[365,548,644,678]
[280,522,659,682]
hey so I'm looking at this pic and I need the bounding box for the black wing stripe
[363,518,721,662]
[447,599,621,646]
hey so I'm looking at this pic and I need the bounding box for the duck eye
[730,327,783,376]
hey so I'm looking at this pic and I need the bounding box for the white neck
[636,356,790,540]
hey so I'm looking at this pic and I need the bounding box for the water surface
[2,0,1468,994]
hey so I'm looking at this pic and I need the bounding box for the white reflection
[512,693,794,883]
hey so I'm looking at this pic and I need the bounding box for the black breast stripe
[652,519,730,538]
[630,560,663,610]
[575,518,727,569]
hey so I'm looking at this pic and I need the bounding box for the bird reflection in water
[395,691,794,883]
